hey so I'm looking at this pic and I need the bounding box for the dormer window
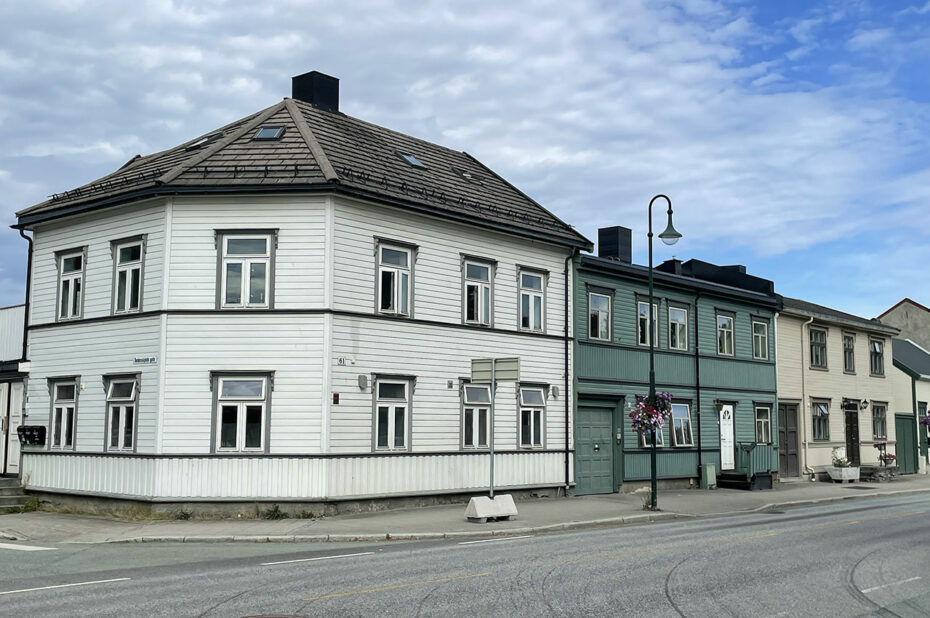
[253,125,285,141]
[396,151,427,169]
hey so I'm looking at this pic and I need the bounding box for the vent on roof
[396,151,427,169]
[451,166,482,184]
[253,125,285,141]
[292,70,339,112]
[185,132,223,151]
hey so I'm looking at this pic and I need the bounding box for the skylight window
[253,125,286,141]
[452,166,483,184]
[396,151,427,169]
[185,132,223,151]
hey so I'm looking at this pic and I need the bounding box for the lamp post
[647,194,681,510]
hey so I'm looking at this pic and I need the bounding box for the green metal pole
[648,198,657,510]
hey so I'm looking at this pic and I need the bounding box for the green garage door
[895,414,917,475]
[575,403,616,495]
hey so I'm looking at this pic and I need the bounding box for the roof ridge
[156,100,287,185]
[284,98,339,183]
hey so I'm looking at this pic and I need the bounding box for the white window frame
[462,384,491,449]
[755,405,772,444]
[872,403,887,439]
[519,271,545,332]
[220,234,272,309]
[215,376,268,453]
[752,320,769,360]
[671,403,694,447]
[668,306,688,351]
[112,240,144,315]
[641,426,665,447]
[57,249,85,321]
[519,387,545,448]
[375,379,410,451]
[50,380,78,450]
[463,260,492,326]
[106,377,138,452]
[588,292,611,341]
[378,244,412,316]
[716,314,734,356]
[637,301,659,347]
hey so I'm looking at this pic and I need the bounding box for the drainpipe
[563,249,577,492]
[694,291,702,479]
[800,316,814,477]
[16,227,33,363]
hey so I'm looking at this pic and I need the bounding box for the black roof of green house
[17,71,590,250]
[893,338,930,379]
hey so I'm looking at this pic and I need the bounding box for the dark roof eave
[579,255,779,307]
[779,306,899,336]
[14,182,592,251]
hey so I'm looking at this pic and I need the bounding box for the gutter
[800,315,814,477]
[16,228,33,363]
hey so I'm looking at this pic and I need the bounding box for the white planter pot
[826,466,860,482]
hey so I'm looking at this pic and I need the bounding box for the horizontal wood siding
[0,305,24,361]
[26,317,161,452]
[30,200,166,325]
[22,451,564,499]
[167,195,326,309]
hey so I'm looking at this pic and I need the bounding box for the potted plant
[826,447,860,482]
[880,452,897,467]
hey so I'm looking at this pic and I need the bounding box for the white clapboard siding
[330,313,569,452]
[161,314,326,453]
[167,195,327,310]
[26,317,161,452]
[0,304,24,362]
[23,451,565,500]
[332,197,568,332]
[29,200,166,325]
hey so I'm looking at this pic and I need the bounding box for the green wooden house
[573,227,780,494]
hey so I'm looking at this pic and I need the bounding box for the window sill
[870,373,886,379]
[843,370,856,375]
[809,365,829,372]
[374,449,409,454]
[518,445,545,450]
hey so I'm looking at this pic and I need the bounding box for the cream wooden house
[776,297,899,478]
[13,71,591,510]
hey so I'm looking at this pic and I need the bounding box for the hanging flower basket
[629,392,673,437]
[920,415,930,428]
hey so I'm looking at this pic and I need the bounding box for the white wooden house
[13,71,591,509]
[0,304,27,478]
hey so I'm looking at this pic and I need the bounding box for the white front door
[719,403,735,471]
[1,382,23,476]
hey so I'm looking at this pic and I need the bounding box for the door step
[0,478,27,512]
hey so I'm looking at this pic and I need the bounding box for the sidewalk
[2,475,930,544]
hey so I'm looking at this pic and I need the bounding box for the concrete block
[464,494,519,523]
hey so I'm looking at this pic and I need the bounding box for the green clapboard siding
[624,450,699,480]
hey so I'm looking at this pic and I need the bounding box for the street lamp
[647,194,681,510]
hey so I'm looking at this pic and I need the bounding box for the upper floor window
[463,260,492,326]
[843,333,855,373]
[375,378,410,451]
[716,314,734,356]
[215,375,269,452]
[812,402,830,441]
[870,339,884,376]
[872,403,887,439]
[106,376,138,452]
[668,306,688,351]
[113,239,144,314]
[588,292,611,341]
[50,380,78,449]
[670,403,693,447]
[519,271,545,331]
[810,328,827,368]
[378,244,412,316]
[58,249,85,321]
[752,319,769,360]
[218,232,275,309]
[637,301,658,346]
[755,405,772,443]
[462,384,490,449]
[519,387,545,448]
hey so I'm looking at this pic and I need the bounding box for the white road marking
[0,577,130,596]
[458,535,534,545]
[0,541,57,552]
[261,551,374,566]
[862,576,921,594]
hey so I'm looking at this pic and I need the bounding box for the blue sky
[1,0,928,318]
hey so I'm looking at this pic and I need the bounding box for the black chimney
[292,71,339,112]
[598,226,632,263]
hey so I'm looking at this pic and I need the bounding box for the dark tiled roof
[18,99,590,248]
[893,338,930,378]
[781,296,898,334]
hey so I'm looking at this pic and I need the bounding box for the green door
[895,414,917,475]
[575,403,616,495]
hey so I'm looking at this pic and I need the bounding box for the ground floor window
[755,405,772,444]
[670,403,693,446]
[812,402,830,441]
[50,380,78,449]
[519,387,545,448]
[462,384,490,449]
[872,403,887,439]
[106,376,138,451]
[375,378,411,451]
[214,375,269,452]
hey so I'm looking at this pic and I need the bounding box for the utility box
[17,425,46,447]
[701,463,717,489]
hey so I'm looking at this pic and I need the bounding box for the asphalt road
[1,494,929,617]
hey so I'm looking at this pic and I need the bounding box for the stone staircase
[0,477,26,513]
